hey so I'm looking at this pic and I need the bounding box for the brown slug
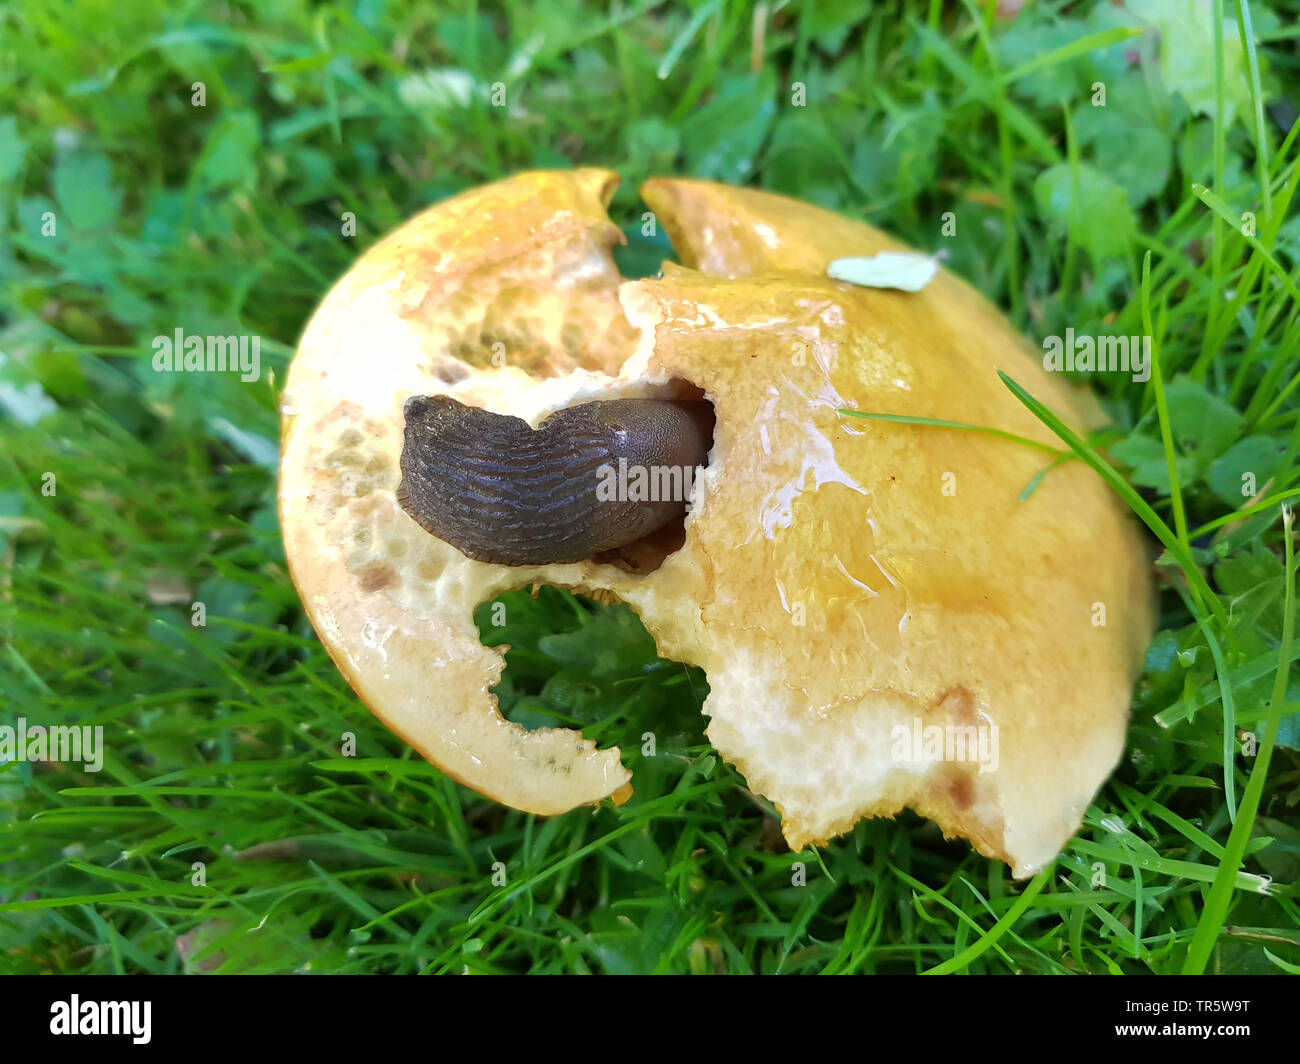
[396,395,713,565]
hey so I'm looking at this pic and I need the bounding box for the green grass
[2,0,1299,974]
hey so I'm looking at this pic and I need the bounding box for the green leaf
[1127,0,1254,126]
[1162,377,1244,467]
[1215,545,1283,597]
[1278,710,1300,752]
[680,71,775,183]
[1111,379,1252,496]
[801,0,870,54]
[1000,25,1142,89]
[52,150,121,230]
[538,606,658,674]
[1033,162,1134,259]
[1073,101,1171,207]
[995,21,1092,106]
[196,113,261,190]
[624,117,680,173]
[763,111,855,203]
[1110,432,1194,493]
[0,116,26,184]
[1207,436,1285,506]
[656,0,722,80]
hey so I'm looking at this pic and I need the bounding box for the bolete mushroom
[278,169,1153,877]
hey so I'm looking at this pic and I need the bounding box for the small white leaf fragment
[827,252,939,292]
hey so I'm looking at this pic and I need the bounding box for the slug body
[397,395,713,566]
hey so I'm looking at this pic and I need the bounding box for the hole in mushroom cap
[551,374,722,572]
[660,376,708,403]
[611,217,679,281]
[588,380,714,575]
[473,585,710,739]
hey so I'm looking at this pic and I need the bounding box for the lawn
[1,0,1298,974]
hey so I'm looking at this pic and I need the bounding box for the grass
[1,0,1299,974]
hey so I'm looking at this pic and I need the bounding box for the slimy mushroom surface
[396,395,713,566]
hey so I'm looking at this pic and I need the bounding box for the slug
[397,395,714,566]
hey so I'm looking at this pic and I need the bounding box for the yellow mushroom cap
[278,169,1153,877]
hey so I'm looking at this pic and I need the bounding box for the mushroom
[278,169,1153,877]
